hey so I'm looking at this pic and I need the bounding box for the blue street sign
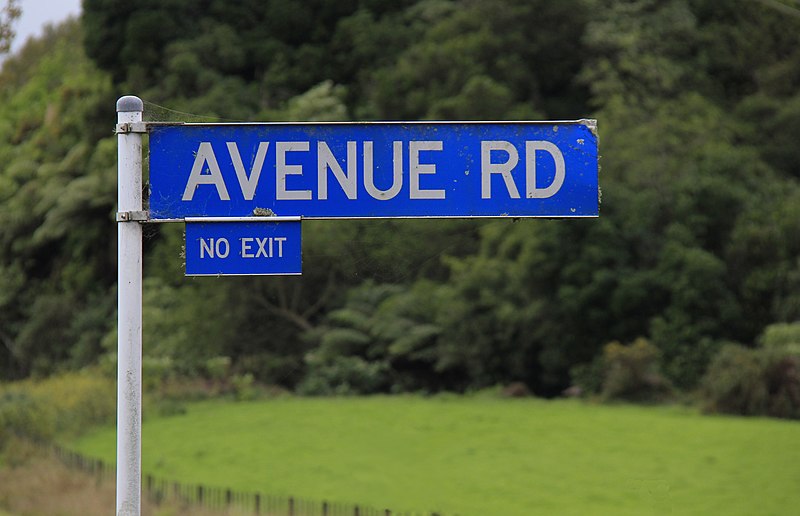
[149,121,598,220]
[184,218,301,276]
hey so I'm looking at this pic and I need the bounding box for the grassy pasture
[72,396,800,515]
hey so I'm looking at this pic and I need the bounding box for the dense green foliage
[74,396,800,515]
[0,20,116,378]
[1,0,800,401]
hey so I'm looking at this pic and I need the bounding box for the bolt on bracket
[116,211,149,223]
[115,122,149,134]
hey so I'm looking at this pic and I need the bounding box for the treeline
[1,0,799,409]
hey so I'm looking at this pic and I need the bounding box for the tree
[0,20,115,377]
[300,281,447,394]
[0,0,20,55]
[4,0,800,398]
[363,0,590,120]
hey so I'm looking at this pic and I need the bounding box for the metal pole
[116,95,144,516]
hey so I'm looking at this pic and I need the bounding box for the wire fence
[50,444,446,516]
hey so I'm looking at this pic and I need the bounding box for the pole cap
[116,96,143,113]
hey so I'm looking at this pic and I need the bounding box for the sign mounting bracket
[116,210,149,222]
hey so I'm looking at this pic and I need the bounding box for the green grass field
[72,396,800,515]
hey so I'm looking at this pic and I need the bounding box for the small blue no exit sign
[184,217,301,276]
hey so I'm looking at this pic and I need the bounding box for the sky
[9,0,82,55]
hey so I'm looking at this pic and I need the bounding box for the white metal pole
[116,95,144,516]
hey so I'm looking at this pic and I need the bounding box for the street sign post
[184,217,302,276]
[149,121,598,220]
[116,95,599,515]
[116,96,144,516]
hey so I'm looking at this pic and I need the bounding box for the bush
[232,373,258,401]
[569,338,672,402]
[204,356,232,381]
[702,344,800,419]
[28,372,116,436]
[763,353,800,418]
[0,371,115,454]
[236,352,304,387]
[759,322,800,356]
[601,338,673,402]
[0,390,55,449]
[700,345,765,415]
[569,357,605,396]
[297,355,390,395]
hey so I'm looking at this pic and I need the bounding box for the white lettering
[215,238,229,258]
[525,141,565,198]
[183,142,230,201]
[199,238,230,258]
[241,237,255,258]
[318,141,357,200]
[256,237,271,258]
[409,141,445,200]
[364,141,403,201]
[200,238,214,258]
[276,141,311,200]
[228,142,268,200]
[481,141,520,199]
[181,138,563,206]
[274,237,286,258]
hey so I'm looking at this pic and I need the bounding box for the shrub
[569,356,605,396]
[501,382,532,398]
[236,352,304,387]
[763,353,800,418]
[569,338,672,402]
[702,344,800,419]
[27,372,116,436]
[601,338,673,402]
[204,356,232,381]
[0,390,55,449]
[297,355,390,395]
[232,373,257,401]
[0,371,115,452]
[142,356,178,393]
[700,345,765,415]
[759,322,800,356]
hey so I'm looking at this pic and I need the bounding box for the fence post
[154,479,164,506]
[255,493,261,515]
[354,505,360,516]
[289,496,295,516]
